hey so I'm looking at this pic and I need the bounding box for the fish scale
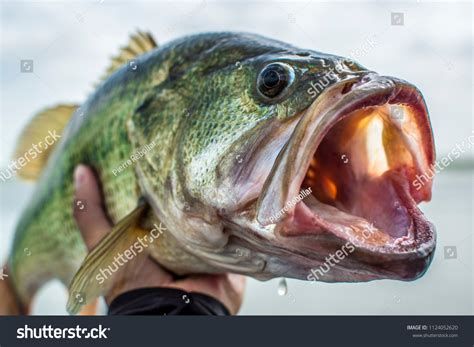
[9,60,152,302]
[8,32,288,304]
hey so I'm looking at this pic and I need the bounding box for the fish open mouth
[294,103,434,249]
[256,74,436,281]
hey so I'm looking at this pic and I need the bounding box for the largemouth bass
[3,31,436,314]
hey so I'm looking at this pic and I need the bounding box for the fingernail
[74,165,86,189]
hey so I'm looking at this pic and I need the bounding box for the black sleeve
[107,287,230,316]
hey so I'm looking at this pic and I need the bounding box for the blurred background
[0,0,472,315]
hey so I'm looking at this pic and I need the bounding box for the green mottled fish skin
[9,32,366,302]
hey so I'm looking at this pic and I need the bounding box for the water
[277,278,288,296]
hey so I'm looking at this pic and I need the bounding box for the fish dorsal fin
[67,202,151,315]
[13,104,78,181]
[99,31,158,82]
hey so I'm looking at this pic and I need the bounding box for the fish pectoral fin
[97,30,158,84]
[14,104,78,181]
[66,203,149,315]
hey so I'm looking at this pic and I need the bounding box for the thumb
[73,165,112,251]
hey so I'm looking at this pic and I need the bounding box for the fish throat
[300,104,420,241]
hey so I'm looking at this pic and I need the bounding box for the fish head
[144,33,436,283]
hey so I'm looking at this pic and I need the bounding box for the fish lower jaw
[282,168,435,256]
[272,165,436,281]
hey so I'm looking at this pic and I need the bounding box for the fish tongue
[285,191,391,247]
[347,169,413,239]
[284,168,414,245]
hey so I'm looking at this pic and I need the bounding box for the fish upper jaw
[254,73,437,282]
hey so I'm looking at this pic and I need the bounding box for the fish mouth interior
[292,102,433,251]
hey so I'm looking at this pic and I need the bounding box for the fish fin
[98,30,158,83]
[66,203,149,315]
[13,104,78,181]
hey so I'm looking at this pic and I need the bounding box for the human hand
[72,164,246,314]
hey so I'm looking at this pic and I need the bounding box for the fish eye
[257,62,295,99]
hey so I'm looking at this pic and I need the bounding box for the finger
[222,274,246,314]
[226,274,246,297]
[73,165,112,251]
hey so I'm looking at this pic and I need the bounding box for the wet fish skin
[9,32,407,305]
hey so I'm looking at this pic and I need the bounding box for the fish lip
[255,73,436,271]
[275,242,436,282]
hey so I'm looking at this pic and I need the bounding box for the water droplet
[277,278,288,296]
